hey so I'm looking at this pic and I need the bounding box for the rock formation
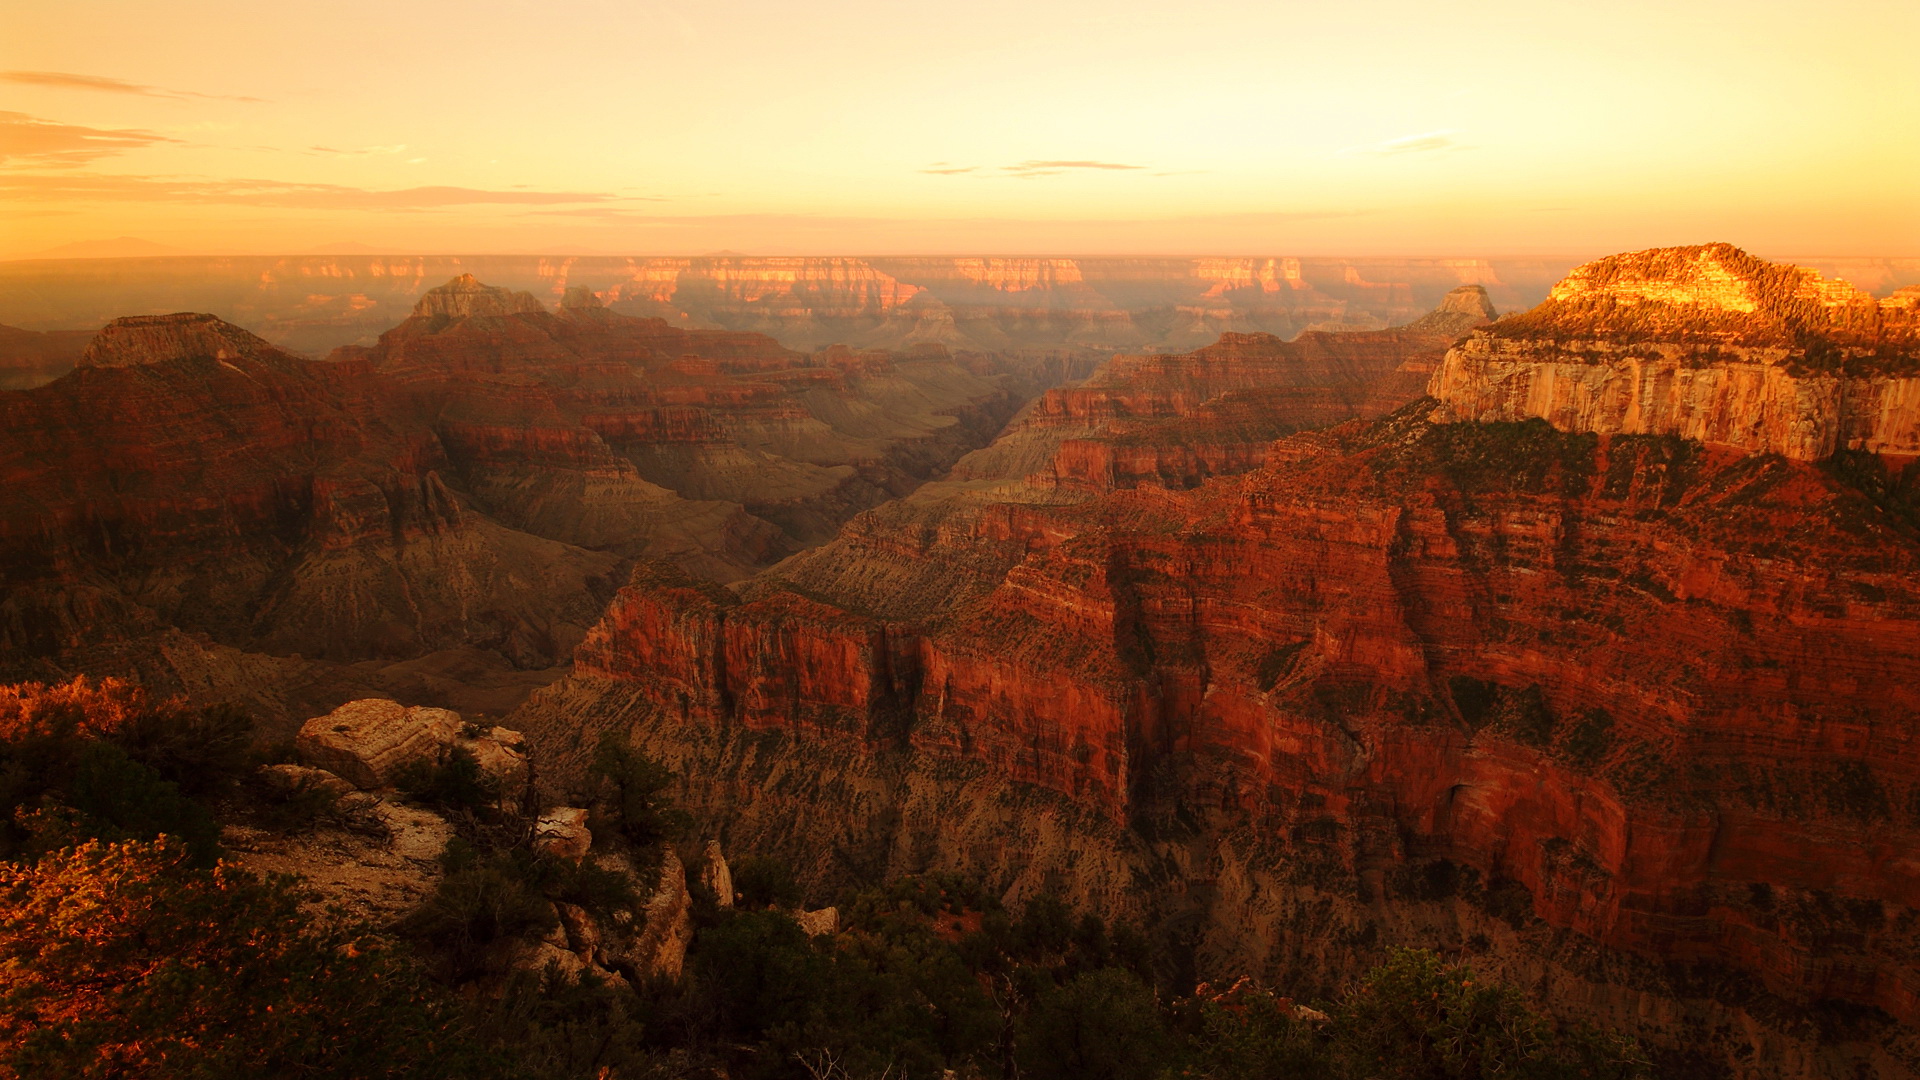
[514,251,1920,1078]
[0,285,1042,729]
[296,698,529,796]
[701,838,733,906]
[0,310,623,729]
[1429,244,1920,459]
[617,845,695,981]
[533,807,592,862]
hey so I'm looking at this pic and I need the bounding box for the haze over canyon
[0,239,1915,1078]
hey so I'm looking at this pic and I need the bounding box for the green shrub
[0,679,255,864]
[1329,948,1648,1080]
[396,746,500,815]
[402,847,560,978]
[1016,968,1168,1080]
[589,736,686,847]
[0,838,499,1079]
[734,854,803,909]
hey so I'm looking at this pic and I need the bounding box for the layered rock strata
[0,282,1041,729]
[1430,244,1920,459]
[516,252,1920,1078]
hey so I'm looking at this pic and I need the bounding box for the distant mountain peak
[412,274,545,319]
[32,236,184,260]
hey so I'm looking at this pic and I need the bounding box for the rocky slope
[0,281,1043,730]
[0,322,91,390]
[1430,244,1920,459]
[340,276,1032,555]
[0,311,622,727]
[513,252,1920,1078]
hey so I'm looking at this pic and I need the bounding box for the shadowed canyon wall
[0,275,1044,729]
[514,249,1920,1080]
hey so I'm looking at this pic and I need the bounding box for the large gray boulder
[295,698,528,795]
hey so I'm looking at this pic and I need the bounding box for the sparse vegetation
[0,838,500,1079]
[589,734,687,848]
[0,678,251,865]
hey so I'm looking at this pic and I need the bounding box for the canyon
[2,243,1917,1077]
[508,246,1920,1079]
[0,275,1035,728]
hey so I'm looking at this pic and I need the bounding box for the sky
[1,0,1915,259]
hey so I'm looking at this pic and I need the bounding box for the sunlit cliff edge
[1429,244,1920,459]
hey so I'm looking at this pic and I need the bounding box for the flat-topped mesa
[412,273,545,320]
[79,312,295,368]
[560,285,605,310]
[1429,244,1920,460]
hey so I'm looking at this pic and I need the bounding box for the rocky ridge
[513,251,1920,1078]
[0,278,1048,731]
[1430,244,1920,459]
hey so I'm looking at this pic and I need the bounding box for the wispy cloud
[921,159,1149,178]
[0,111,180,165]
[1346,130,1467,156]
[0,171,623,210]
[0,70,261,102]
[309,144,408,156]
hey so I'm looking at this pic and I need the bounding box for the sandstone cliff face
[516,260,1920,1077]
[1430,245,1920,459]
[349,275,1033,558]
[952,291,1490,495]
[0,312,626,731]
[0,282,1047,730]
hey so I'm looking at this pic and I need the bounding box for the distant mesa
[27,236,184,260]
[411,273,546,320]
[560,285,605,310]
[79,311,293,369]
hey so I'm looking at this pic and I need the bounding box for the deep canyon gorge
[3,245,1918,1078]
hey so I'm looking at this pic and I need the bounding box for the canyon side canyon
[512,246,1920,1079]
[1,244,1917,1077]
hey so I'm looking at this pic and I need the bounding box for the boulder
[601,845,694,981]
[295,698,528,796]
[794,907,838,937]
[700,839,733,907]
[555,901,601,956]
[533,807,592,861]
[505,939,591,980]
[256,763,356,799]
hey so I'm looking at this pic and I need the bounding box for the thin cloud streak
[1346,130,1466,156]
[0,111,181,164]
[0,171,623,209]
[0,70,262,102]
[309,144,408,156]
[922,159,1150,178]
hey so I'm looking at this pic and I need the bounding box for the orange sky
[2,0,1915,259]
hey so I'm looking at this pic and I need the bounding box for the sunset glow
[2,0,1916,257]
